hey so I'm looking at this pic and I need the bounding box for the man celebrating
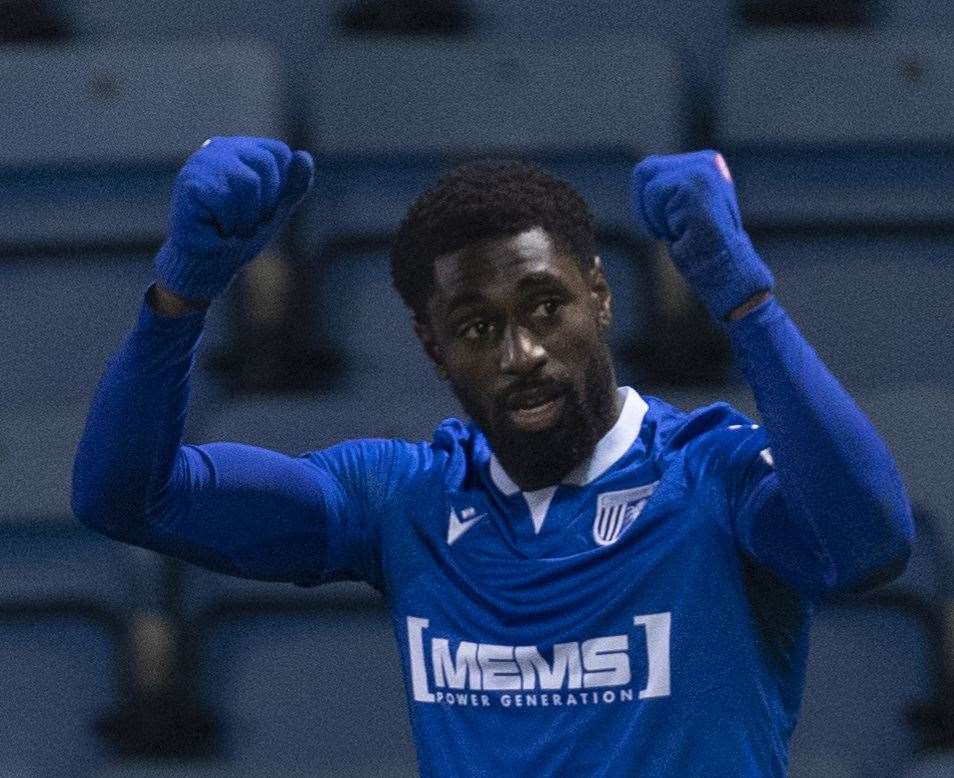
[72,137,913,776]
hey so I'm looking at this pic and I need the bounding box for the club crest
[592,482,658,546]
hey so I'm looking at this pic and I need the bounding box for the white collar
[488,386,649,498]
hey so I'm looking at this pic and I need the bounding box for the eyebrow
[516,271,572,293]
[444,290,489,316]
[443,270,573,317]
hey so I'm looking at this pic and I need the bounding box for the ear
[414,318,449,379]
[587,255,612,332]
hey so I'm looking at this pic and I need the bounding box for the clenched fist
[630,150,773,321]
[154,136,315,302]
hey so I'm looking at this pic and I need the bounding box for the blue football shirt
[298,386,805,777]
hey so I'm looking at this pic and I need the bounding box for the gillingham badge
[592,482,659,546]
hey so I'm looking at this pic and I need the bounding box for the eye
[459,319,494,341]
[532,298,563,319]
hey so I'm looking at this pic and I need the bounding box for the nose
[499,323,547,376]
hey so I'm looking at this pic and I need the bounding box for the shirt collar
[489,386,649,497]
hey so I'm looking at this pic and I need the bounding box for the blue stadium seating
[748,232,954,387]
[0,521,140,608]
[302,35,682,246]
[714,32,954,228]
[94,758,402,777]
[0,255,151,522]
[0,609,125,776]
[0,42,281,250]
[877,1,954,29]
[189,584,417,775]
[787,599,944,778]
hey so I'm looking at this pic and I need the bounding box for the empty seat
[714,32,954,228]
[0,41,280,250]
[302,35,682,246]
[190,584,416,775]
[748,234,954,387]
[0,609,126,776]
[787,599,943,778]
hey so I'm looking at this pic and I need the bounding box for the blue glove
[155,136,314,302]
[630,150,773,321]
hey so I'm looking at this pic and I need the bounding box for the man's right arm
[71,136,378,585]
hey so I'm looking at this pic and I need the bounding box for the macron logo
[448,506,484,546]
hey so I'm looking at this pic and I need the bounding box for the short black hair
[391,159,597,322]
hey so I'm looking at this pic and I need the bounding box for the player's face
[417,227,619,489]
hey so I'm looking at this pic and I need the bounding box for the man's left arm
[631,151,914,598]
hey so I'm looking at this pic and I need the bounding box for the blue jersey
[302,387,803,776]
[72,288,913,777]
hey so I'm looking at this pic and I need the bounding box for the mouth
[504,384,567,432]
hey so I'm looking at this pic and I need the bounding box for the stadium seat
[714,31,954,228]
[67,0,337,134]
[845,383,954,593]
[189,584,417,775]
[95,765,347,778]
[302,34,682,245]
[0,41,280,250]
[471,0,733,108]
[309,244,462,393]
[1,255,150,519]
[787,599,944,778]
[0,608,126,776]
[0,254,158,407]
[746,233,954,388]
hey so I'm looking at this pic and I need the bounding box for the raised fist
[631,150,741,255]
[155,136,314,302]
[630,150,773,321]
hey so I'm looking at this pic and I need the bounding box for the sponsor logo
[447,506,485,546]
[406,612,671,709]
[592,483,658,546]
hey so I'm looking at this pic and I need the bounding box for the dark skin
[415,226,623,491]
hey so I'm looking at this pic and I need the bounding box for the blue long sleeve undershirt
[71,283,913,594]
[723,294,913,596]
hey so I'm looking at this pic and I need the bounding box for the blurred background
[2,0,954,776]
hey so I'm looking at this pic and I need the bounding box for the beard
[451,346,618,491]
